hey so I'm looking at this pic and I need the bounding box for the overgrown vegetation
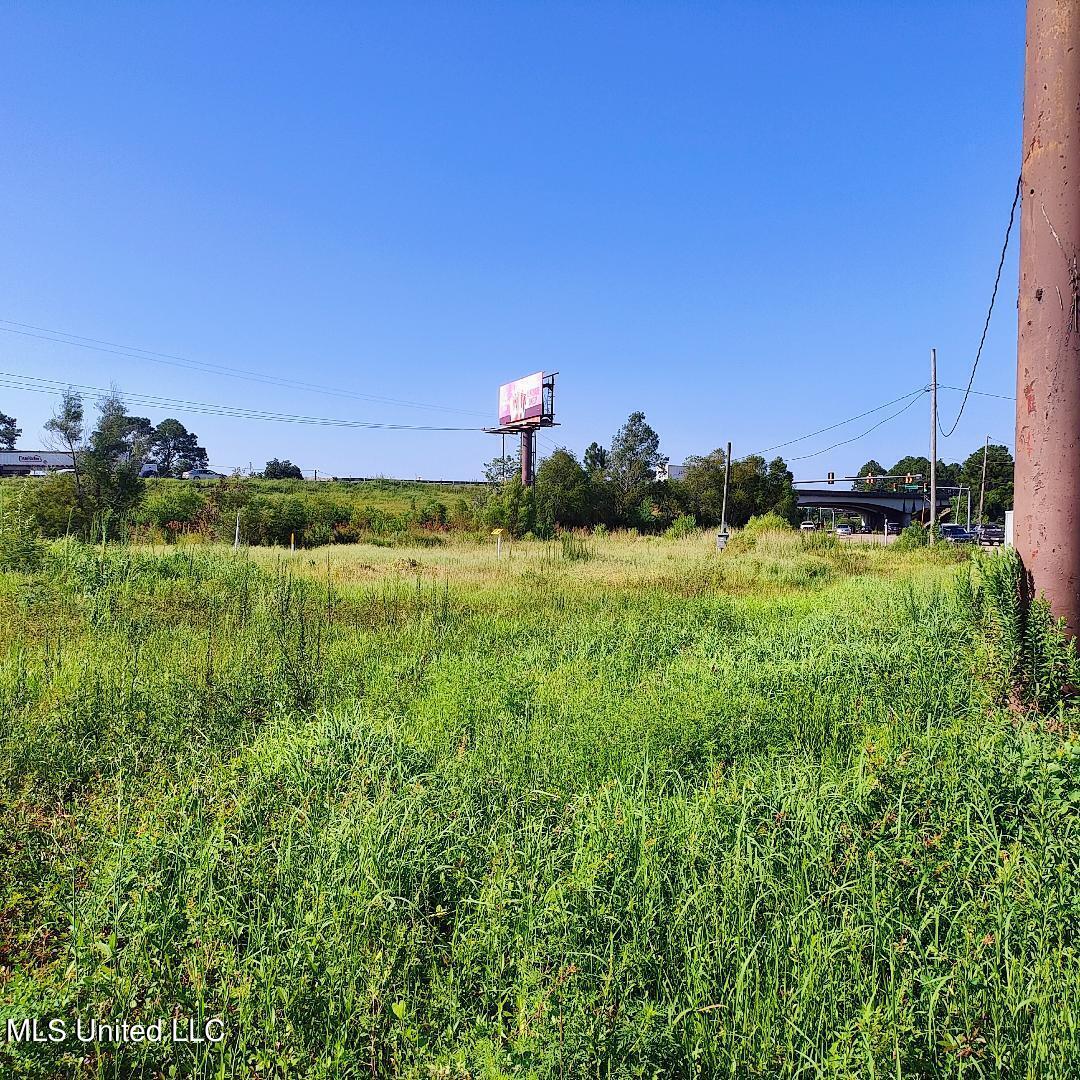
[0,530,1077,1077]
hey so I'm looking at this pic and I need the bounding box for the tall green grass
[0,533,1077,1078]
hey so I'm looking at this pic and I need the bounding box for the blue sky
[1,1,1023,480]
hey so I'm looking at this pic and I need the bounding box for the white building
[655,463,688,482]
[0,450,76,477]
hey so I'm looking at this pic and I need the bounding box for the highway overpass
[796,488,952,530]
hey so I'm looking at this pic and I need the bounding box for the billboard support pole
[520,429,535,486]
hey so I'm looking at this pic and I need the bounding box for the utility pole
[720,441,732,533]
[1015,0,1080,633]
[977,434,990,528]
[929,348,938,541]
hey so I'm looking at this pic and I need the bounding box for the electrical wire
[938,383,1015,402]
[0,319,488,417]
[786,389,927,461]
[937,174,1022,438]
[0,371,488,432]
[750,387,928,457]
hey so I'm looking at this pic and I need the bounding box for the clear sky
[1,1,1023,480]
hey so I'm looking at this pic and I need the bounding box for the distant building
[655,463,688,482]
[0,450,75,477]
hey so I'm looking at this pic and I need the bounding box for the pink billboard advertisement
[498,372,544,425]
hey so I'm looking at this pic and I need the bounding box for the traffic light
[904,474,913,484]
[866,473,875,486]
[827,471,835,485]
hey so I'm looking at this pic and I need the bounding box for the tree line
[481,412,798,536]
[484,417,1016,535]
[3,392,1017,543]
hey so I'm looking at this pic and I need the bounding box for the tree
[583,442,608,475]
[535,449,591,529]
[82,390,145,532]
[44,388,85,501]
[481,474,535,537]
[886,456,931,492]
[765,456,798,523]
[0,411,21,450]
[152,418,208,477]
[262,458,304,480]
[123,416,158,467]
[483,450,520,485]
[852,460,887,491]
[609,412,666,506]
[680,448,728,523]
[937,460,962,489]
[680,450,796,526]
[724,454,796,526]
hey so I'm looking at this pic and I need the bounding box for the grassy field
[1,529,1077,1078]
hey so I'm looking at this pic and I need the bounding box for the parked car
[799,521,819,531]
[835,524,853,536]
[939,523,974,544]
[182,468,224,480]
[974,524,1006,546]
[885,521,902,535]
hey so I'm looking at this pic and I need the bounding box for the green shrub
[742,511,794,535]
[28,473,89,537]
[664,513,697,539]
[138,481,206,531]
[893,523,928,551]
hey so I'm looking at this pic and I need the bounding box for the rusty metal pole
[520,428,534,486]
[1016,0,1080,634]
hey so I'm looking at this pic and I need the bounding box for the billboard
[498,371,544,426]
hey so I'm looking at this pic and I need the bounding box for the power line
[938,383,1015,402]
[786,390,927,461]
[0,318,488,418]
[937,174,1022,438]
[0,372,487,432]
[751,387,927,457]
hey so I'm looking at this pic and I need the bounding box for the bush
[893,523,929,551]
[664,513,698,540]
[138,482,206,531]
[742,512,794,536]
[28,474,89,538]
